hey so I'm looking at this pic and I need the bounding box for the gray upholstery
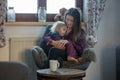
[32,45,91,70]
[32,46,48,69]
[0,61,30,80]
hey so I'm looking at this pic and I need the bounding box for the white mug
[49,60,60,72]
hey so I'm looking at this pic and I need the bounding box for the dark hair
[64,8,84,41]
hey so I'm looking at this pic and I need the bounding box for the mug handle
[57,61,60,68]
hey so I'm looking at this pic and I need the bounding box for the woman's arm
[43,33,68,49]
[50,40,68,49]
[73,38,85,54]
[43,33,53,45]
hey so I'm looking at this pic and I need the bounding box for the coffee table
[37,68,86,80]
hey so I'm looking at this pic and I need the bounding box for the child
[50,21,67,40]
[44,21,81,63]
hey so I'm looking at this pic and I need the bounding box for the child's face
[58,26,67,36]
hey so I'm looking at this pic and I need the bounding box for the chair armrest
[82,48,96,62]
[32,46,92,70]
[31,46,47,69]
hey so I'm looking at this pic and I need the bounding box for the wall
[84,0,120,80]
[0,26,46,61]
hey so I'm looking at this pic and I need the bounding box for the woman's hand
[51,40,68,49]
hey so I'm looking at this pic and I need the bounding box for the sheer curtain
[84,0,107,47]
[0,0,7,48]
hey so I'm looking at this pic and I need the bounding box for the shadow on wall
[100,45,116,80]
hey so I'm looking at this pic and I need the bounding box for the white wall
[84,0,120,80]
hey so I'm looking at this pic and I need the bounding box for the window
[7,0,83,22]
[47,0,75,13]
[8,0,37,13]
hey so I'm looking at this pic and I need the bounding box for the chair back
[40,25,52,56]
[0,61,30,80]
[42,24,52,39]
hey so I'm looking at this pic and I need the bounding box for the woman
[40,8,90,69]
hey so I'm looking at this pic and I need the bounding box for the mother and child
[39,7,95,68]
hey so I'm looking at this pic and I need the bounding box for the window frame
[9,0,83,22]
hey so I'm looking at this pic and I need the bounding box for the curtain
[0,0,7,48]
[84,0,107,47]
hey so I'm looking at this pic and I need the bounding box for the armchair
[0,61,30,80]
[32,24,95,70]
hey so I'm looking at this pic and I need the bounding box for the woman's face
[65,15,74,28]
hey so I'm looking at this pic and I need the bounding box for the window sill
[5,22,54,27]
[5,22,86,28]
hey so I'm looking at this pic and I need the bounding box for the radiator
[9,37,37,61]
[9,37,38,80]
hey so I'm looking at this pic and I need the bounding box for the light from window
[8,0,37,13]
[47,0,75,14]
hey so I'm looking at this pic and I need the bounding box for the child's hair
[50,21,66,33]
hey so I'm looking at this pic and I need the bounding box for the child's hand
[58,40,68,49]
[51,40,68,50]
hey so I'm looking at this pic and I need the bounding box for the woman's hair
[50,21,66,33]
[64,8,85,41]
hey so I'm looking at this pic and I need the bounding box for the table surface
[37,68,86,78]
